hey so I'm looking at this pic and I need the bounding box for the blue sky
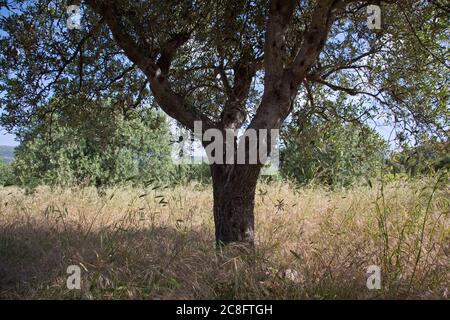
[0,128,18,146]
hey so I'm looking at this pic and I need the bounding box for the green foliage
[0,159,14,186]
[1,1,448,139]
[12,101,179,187]
[386,137,449,177]
[171,162,212,185]
[281,120,387,187]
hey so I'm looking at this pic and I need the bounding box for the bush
[385,138,449,176]
[12,104,179,187]
[281,121,387,187]
[0,160,14,186]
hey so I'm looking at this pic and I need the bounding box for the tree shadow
[0,222,214,298]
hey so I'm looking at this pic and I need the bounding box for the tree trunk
[210,163,261,246]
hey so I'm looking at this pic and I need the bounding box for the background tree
[281,119,387,187]
[12,98,176,187]
[386,136,449,177]
[0,159,13,186]
[1,0,448,245]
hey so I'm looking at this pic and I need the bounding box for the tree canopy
[1,1,448,137]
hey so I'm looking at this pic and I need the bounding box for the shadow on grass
[1,218,447,299]
[0,222,213,299]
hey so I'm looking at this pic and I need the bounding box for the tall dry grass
[0,176,448,299]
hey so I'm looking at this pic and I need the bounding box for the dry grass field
[0,176,448,299]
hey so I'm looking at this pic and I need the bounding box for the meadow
[0,177,448,299]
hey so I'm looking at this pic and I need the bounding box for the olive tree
[1,0,448,245]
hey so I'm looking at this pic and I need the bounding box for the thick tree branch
[264,0,297,83]
[291,0,340,84]
[157,32,191,74]
[251,0,339,131]
[221,55,258,129]
[86,0,213,130]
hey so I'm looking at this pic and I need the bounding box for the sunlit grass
[0,176,448,299]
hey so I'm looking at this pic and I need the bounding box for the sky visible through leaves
[0,4,400,148]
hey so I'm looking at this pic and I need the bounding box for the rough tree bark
[211,164,261,246]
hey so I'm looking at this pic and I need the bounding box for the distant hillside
[0,145,15,164]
